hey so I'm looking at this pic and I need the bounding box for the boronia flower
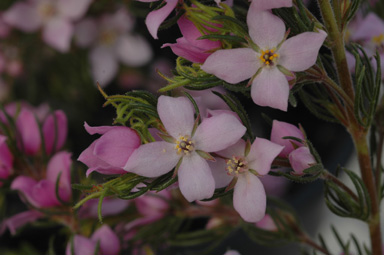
[124,95,246,202]
[215,138,283,222]
[201,9,327,111]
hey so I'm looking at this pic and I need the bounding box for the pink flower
[215,138,283,222]
[66,225,120,255]
[11,151,72,208]
[224,250,241,255]
[124,95,246,201]
[289,146,316,175]
[201,9,327,111]
[3,0,92,52]
[74,9,153,86]
[0,135,13,185]
[255,214,277,231]
[138,0,179,39]
[163,15,221,63]
[270,120,316,175]
[79,198,130,219]
[270,120,304,157]
[0,210,43,235]
[78,123,141,176]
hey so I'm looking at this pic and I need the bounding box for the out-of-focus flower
[0,44,23,77]
[124,95,246,201]
[0,135,13,186]
[202,8,326,111]
[3,0,92,52]
[223,250,241,255]
[79,197,130,219]
[215,139,283,222]
[66,225,120,255]
[163,15,221,63]
[0,14,11,38]
[11,151,72,208]
[78,123,141,176]
[74,9,153,86]
[255,214,277,231]
[0,210,43,235]
[138,0,179,39]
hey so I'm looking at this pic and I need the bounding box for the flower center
[260,49,279,67]
[38,2,57,20]
[372,34,384,52]
[99,30,118,46]
[226,156,248,176]
[175,135,195,155]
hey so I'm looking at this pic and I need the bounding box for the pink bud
[270,120,305,158]
[43,110,68,154]
[289,147,316,175]
[0,135,13,183]
[255,214,277,231]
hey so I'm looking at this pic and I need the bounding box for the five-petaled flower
[201,8,327,111]
[124,95,246,202]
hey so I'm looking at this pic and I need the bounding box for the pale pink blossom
[202,9,326,111]
[66,225,120,255]
[215,139,283,222]
[11,151,72,208]
[138,0,179,39]
[124,95,246,201]
[78,123,141,176]
[74,9,153,86]
[289,146,316,175]
[3,0,92,52]
[163,15,221,63]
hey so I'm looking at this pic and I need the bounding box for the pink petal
[116,34,153,67]
[163,37,213,63]
[201,48,259,84]
[11,176,39,207]
[3,2,42,32]
[193,113,246,152]
[145,0,178,39]
[224,251,241,255]
[1,210,42,235]
[91,225,120,255]
[90,46,118,87]
[178,153,215,201]
[0,135,13,179]
[84,122,115,135]
[270,120,304,157]
[278,31,327,72]
[74,18,98,47]
[93,127,141,168]
[79,198,130,218]
[43,110,68,154]
[233,173,266,222]
[66,235,96,255]
[247,10,286,49]
[289,146,316,175]
[16,109,41,155]
[260,173,289,196]
[255,214,277,231]
[217,139,246,159]
[157,96,195,138]
[251,67,290,111]
[43,18,73,52]
[58,0,92,20]
[124,141,180,177]
[351,13,384,41]
[46,151,72,202]
[32,180,60,207]
[208,158,233,188]
[247,138,284,175]
[249,0,292,12]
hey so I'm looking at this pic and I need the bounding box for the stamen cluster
[259,49,279,66]
[226,156,248,176]
[175,135,195,155]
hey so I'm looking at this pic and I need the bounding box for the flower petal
[116,34,153,67]
[194,113,246,152]
[43,110,68,155]
[3,2,42,32]
[74,18,98,47]
[84,122,115,135]
[233,173,266,222]
[1,210,42,235]
[66,235,96,255]
[201,48,259,84]
[145,0,178,39]
[249,0,292,12]
[251,67,290,111]
[46,151,72,202]
[158,95,195,138]
[0,136,13,179]
[42,18,73,52]
[208,158,233,188]
[93,127,141,168]
[91,225,120,255]
[124,141,179,177]
[89,46,118,87]
[247,10,286,49]
[216,139,246,159]
[278,31,327,72]
[58,0,92,20]
[16,109,41,155]
[178,153,215,201]
[247,138,284,175]
[11,176,39,207]
[351,13,384,41]
[289,147,316,175]
[270,120,304,157]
